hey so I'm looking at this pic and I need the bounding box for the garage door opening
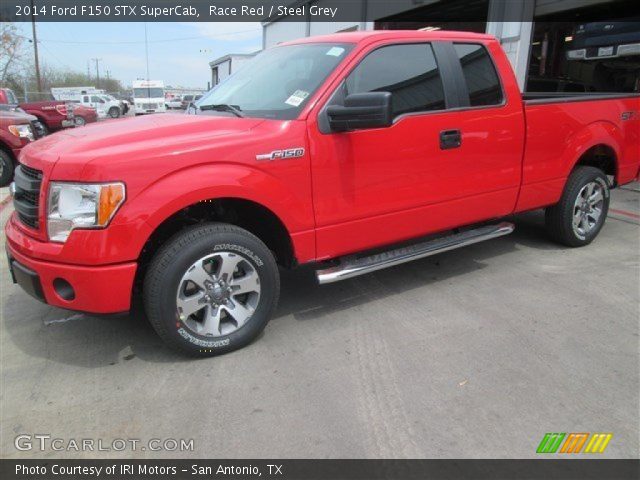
[527,0,640,93]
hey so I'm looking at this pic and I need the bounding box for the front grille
[13,165,42,230]
[20,164,43,180]
[30,120,46,139]
[142,103,157,110]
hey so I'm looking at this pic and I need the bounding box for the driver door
[310,41,522,260]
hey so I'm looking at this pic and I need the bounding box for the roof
[279,29,495,46]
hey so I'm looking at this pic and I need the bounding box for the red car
[0,88,74,132]
[0,109,45,186]
[6,30,640,356]
[69,103,98,126]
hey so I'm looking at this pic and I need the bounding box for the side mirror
[326,92,392,132]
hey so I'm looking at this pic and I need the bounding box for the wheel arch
[573,143,618,183]
[566,121,622,184]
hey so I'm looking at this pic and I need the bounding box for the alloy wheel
[572,181,604,238]
[176,252,261,337]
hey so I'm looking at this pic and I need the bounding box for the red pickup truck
[0,109,45,186]
[0,88,75,132]
[6,31,639,356]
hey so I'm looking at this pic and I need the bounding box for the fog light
[53,278,75,301]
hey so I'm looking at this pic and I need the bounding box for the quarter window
[345,43,445,117]
[453,44,503,106]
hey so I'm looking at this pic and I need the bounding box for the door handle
[440,129,462,150]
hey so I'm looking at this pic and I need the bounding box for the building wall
[211,56,256,86]
[212,59,231,85]
[265,21,307,48]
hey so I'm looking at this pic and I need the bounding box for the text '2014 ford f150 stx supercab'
[6,31,639,356]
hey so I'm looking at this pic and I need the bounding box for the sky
[16,22,263,89]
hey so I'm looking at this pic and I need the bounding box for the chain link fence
[16,91,132,103]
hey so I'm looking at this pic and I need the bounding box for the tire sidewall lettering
[213,243,264,267]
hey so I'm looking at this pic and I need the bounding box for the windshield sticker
[285,90,309,107]
[326,47,345,57]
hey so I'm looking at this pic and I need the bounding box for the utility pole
[92,58,102,88]
[144,22,150,81]
[30,0,42,94]
[87,60,91,81]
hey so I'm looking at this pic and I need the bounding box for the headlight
[47,182,125,242]
[8,124,34,141]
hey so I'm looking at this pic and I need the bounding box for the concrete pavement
[0,183,638,459]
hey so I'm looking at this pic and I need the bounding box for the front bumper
[61,119,75,128]
[5,219,137,314]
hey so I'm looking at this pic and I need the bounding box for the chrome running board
[316,222,514,284]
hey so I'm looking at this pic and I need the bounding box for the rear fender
[563,121,622,180]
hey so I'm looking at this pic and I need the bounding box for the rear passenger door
[311,41,523,259]
[445,42,524,210]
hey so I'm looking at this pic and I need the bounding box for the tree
[0,22,26,85]
[1,23,125,100]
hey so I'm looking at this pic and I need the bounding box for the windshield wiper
[199,103,243,117]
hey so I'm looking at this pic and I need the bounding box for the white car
[166,97,183,109]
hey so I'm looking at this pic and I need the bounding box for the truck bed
[515,93,640,212]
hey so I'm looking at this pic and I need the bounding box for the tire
[545,166,610,247]
[108,107,120,118]
[0,150,15,187]
[143,223,280,357]
[74,116,86,127]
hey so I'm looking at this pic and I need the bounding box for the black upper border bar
[2,0,640,23]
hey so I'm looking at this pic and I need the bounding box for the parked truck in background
[0,88,74,133]
[132,80,166,115]
[0,109,45,186]
[68,104,98,127]
[6,31,639,356]
[52,88,122,119]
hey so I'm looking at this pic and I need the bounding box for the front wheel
[0,150,15,187]
[74,116,86,127]
[545,166,610,247]
[143,223,280,357]
[108,107,120,118]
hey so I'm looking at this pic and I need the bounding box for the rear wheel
[545,166,610,247]
[143,223,280,357]
[0,150,15,187]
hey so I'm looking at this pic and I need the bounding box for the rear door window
[453,44,503,107]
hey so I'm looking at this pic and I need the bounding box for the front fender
[114,162,316,261]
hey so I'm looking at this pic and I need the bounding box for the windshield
[196,43,353,120]
[5,89,18,104]
[133,88,164,98]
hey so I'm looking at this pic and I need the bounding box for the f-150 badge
[256,148,305,161]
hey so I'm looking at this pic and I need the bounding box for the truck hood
[0,110,38,124]
[20,113,265,175]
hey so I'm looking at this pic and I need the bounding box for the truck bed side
[516,95,640,212]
